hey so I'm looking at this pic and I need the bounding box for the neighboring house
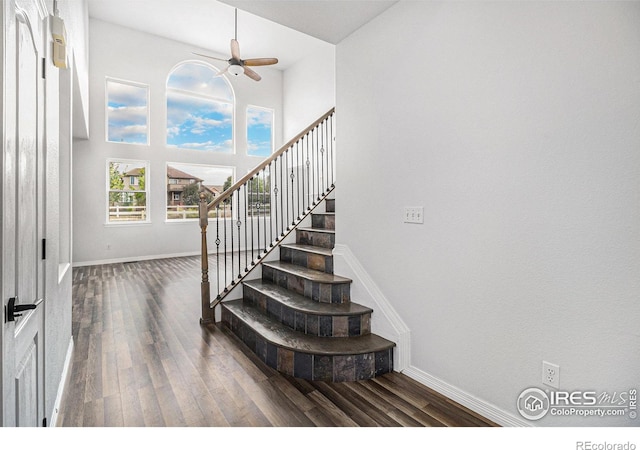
[203,185,222,198]
[166,166,203,206]
[123,167,144,190]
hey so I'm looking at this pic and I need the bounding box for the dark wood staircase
[221,198,395,381]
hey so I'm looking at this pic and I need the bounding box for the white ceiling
[87,0,398,69]
[218,1,398,44]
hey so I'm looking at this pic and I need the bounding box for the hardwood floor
[57,256,498,427]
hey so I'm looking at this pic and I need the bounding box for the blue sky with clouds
[166,63,234,152]
[247,107,273,157]
[107,63,273,156]
[107,80,148,144]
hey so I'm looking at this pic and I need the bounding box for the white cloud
[167,62,233,102]
[107,81,147,106]
[247,108,273,127]
[108,105,147,125]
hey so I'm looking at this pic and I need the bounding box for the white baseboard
[332,244,411,371]
[49,337,74,427]
[403,365,531,427]
[72,251,201,267]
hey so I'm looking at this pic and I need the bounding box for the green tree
[133,167,146,206]
[182,183,212,205]
[109,162,124,205]
[223,175,233,192]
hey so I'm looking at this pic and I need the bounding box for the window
[106,78,149,145]
[166,62,234,153]
[107,160,149,223]
[247,106,274,157]
[166,162,234,220]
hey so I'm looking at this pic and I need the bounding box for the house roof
[124,168,144,176]
[167,166,203,182]
[203,185,223,195]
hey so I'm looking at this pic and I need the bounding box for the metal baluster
[268,162,273,248]
[315,127,322,201]
[271,158,279,243]
[300,136,306,213]
[251,175,261,258]
[262,168,267,253]
[290,151,296,226]
[215,205,221,300]
[307,130,316,207]
[244,183,248,272]
[279,155,285,236]
[330,114,334,187]
[237,189,242,279]
[250,177,255,265]
[296,141,301,221]
[306,134,311,211]
[322,120,327,193]
[284,149,289,231]
[230,192,236,285]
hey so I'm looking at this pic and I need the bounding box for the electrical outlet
[404,206,424,224]
[542,361,560,388]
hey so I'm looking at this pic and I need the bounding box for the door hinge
[42,417,47,427]
[41,57,46,79]
[42,238,46,260]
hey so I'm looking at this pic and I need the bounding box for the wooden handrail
[205,107,335,211]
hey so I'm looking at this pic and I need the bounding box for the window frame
[106,158,151,225]
[165,61,236,154]
[105,77,150,146]
[165,162,236,222]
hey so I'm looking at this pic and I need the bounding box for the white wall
[336,1,640,426]
[283,45,335,141]
[58,0,89,139]
[45,0,88,425]
[73,19,284,265]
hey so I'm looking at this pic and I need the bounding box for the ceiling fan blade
[231,39,241,60]
[192,52,228,62]
[215,65,230,77]
[243,66,262,82]
[243,58,279,67]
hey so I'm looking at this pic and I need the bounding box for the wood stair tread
[223,300,395,356]
[280,243,333,256]
[263,261,351,284]
[244,279,372,316]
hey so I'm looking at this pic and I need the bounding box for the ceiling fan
[193,8,278,81]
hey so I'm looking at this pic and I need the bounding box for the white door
[2,0,46,427]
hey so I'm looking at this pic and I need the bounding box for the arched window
[166,62,234,152]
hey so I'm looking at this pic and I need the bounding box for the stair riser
[280,246,333,274]
[325,199,335,213]
[244,284,371,338]
[262,265,350,304]
[222,307,393,382]
[312,214,335,231]
[296,230,335,249]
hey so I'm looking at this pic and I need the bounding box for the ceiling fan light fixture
[229,64,244,77]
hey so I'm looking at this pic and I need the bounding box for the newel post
[199,192,214,324]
